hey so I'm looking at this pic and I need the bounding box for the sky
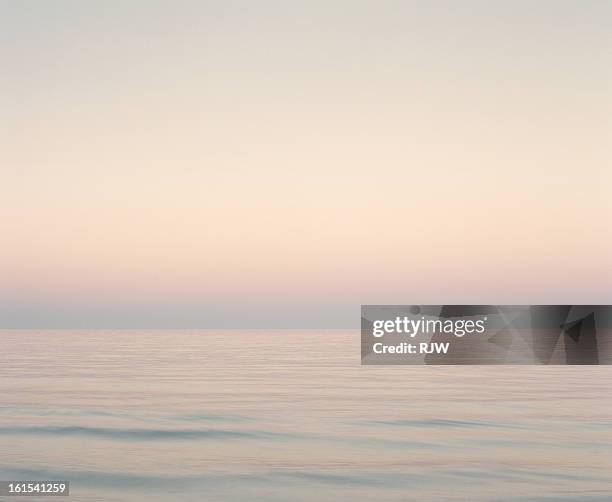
[1,0,610,328]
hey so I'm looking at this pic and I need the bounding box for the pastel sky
[1,1,610,327]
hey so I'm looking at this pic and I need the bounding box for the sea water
[0,330,610,501]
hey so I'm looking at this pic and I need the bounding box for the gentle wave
[0,466,430,491]
[1,466,609,498]
[0,424,442,449]
[0,425,268,441]
[364,418,524,429]
[0,406,252,423]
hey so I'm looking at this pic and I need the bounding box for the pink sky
[1,1,610,326]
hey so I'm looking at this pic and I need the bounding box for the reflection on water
[0,331,610,501]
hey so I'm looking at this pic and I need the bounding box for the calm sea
[0,331,610,501]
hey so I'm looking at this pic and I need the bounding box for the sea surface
[0,330,611,501]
